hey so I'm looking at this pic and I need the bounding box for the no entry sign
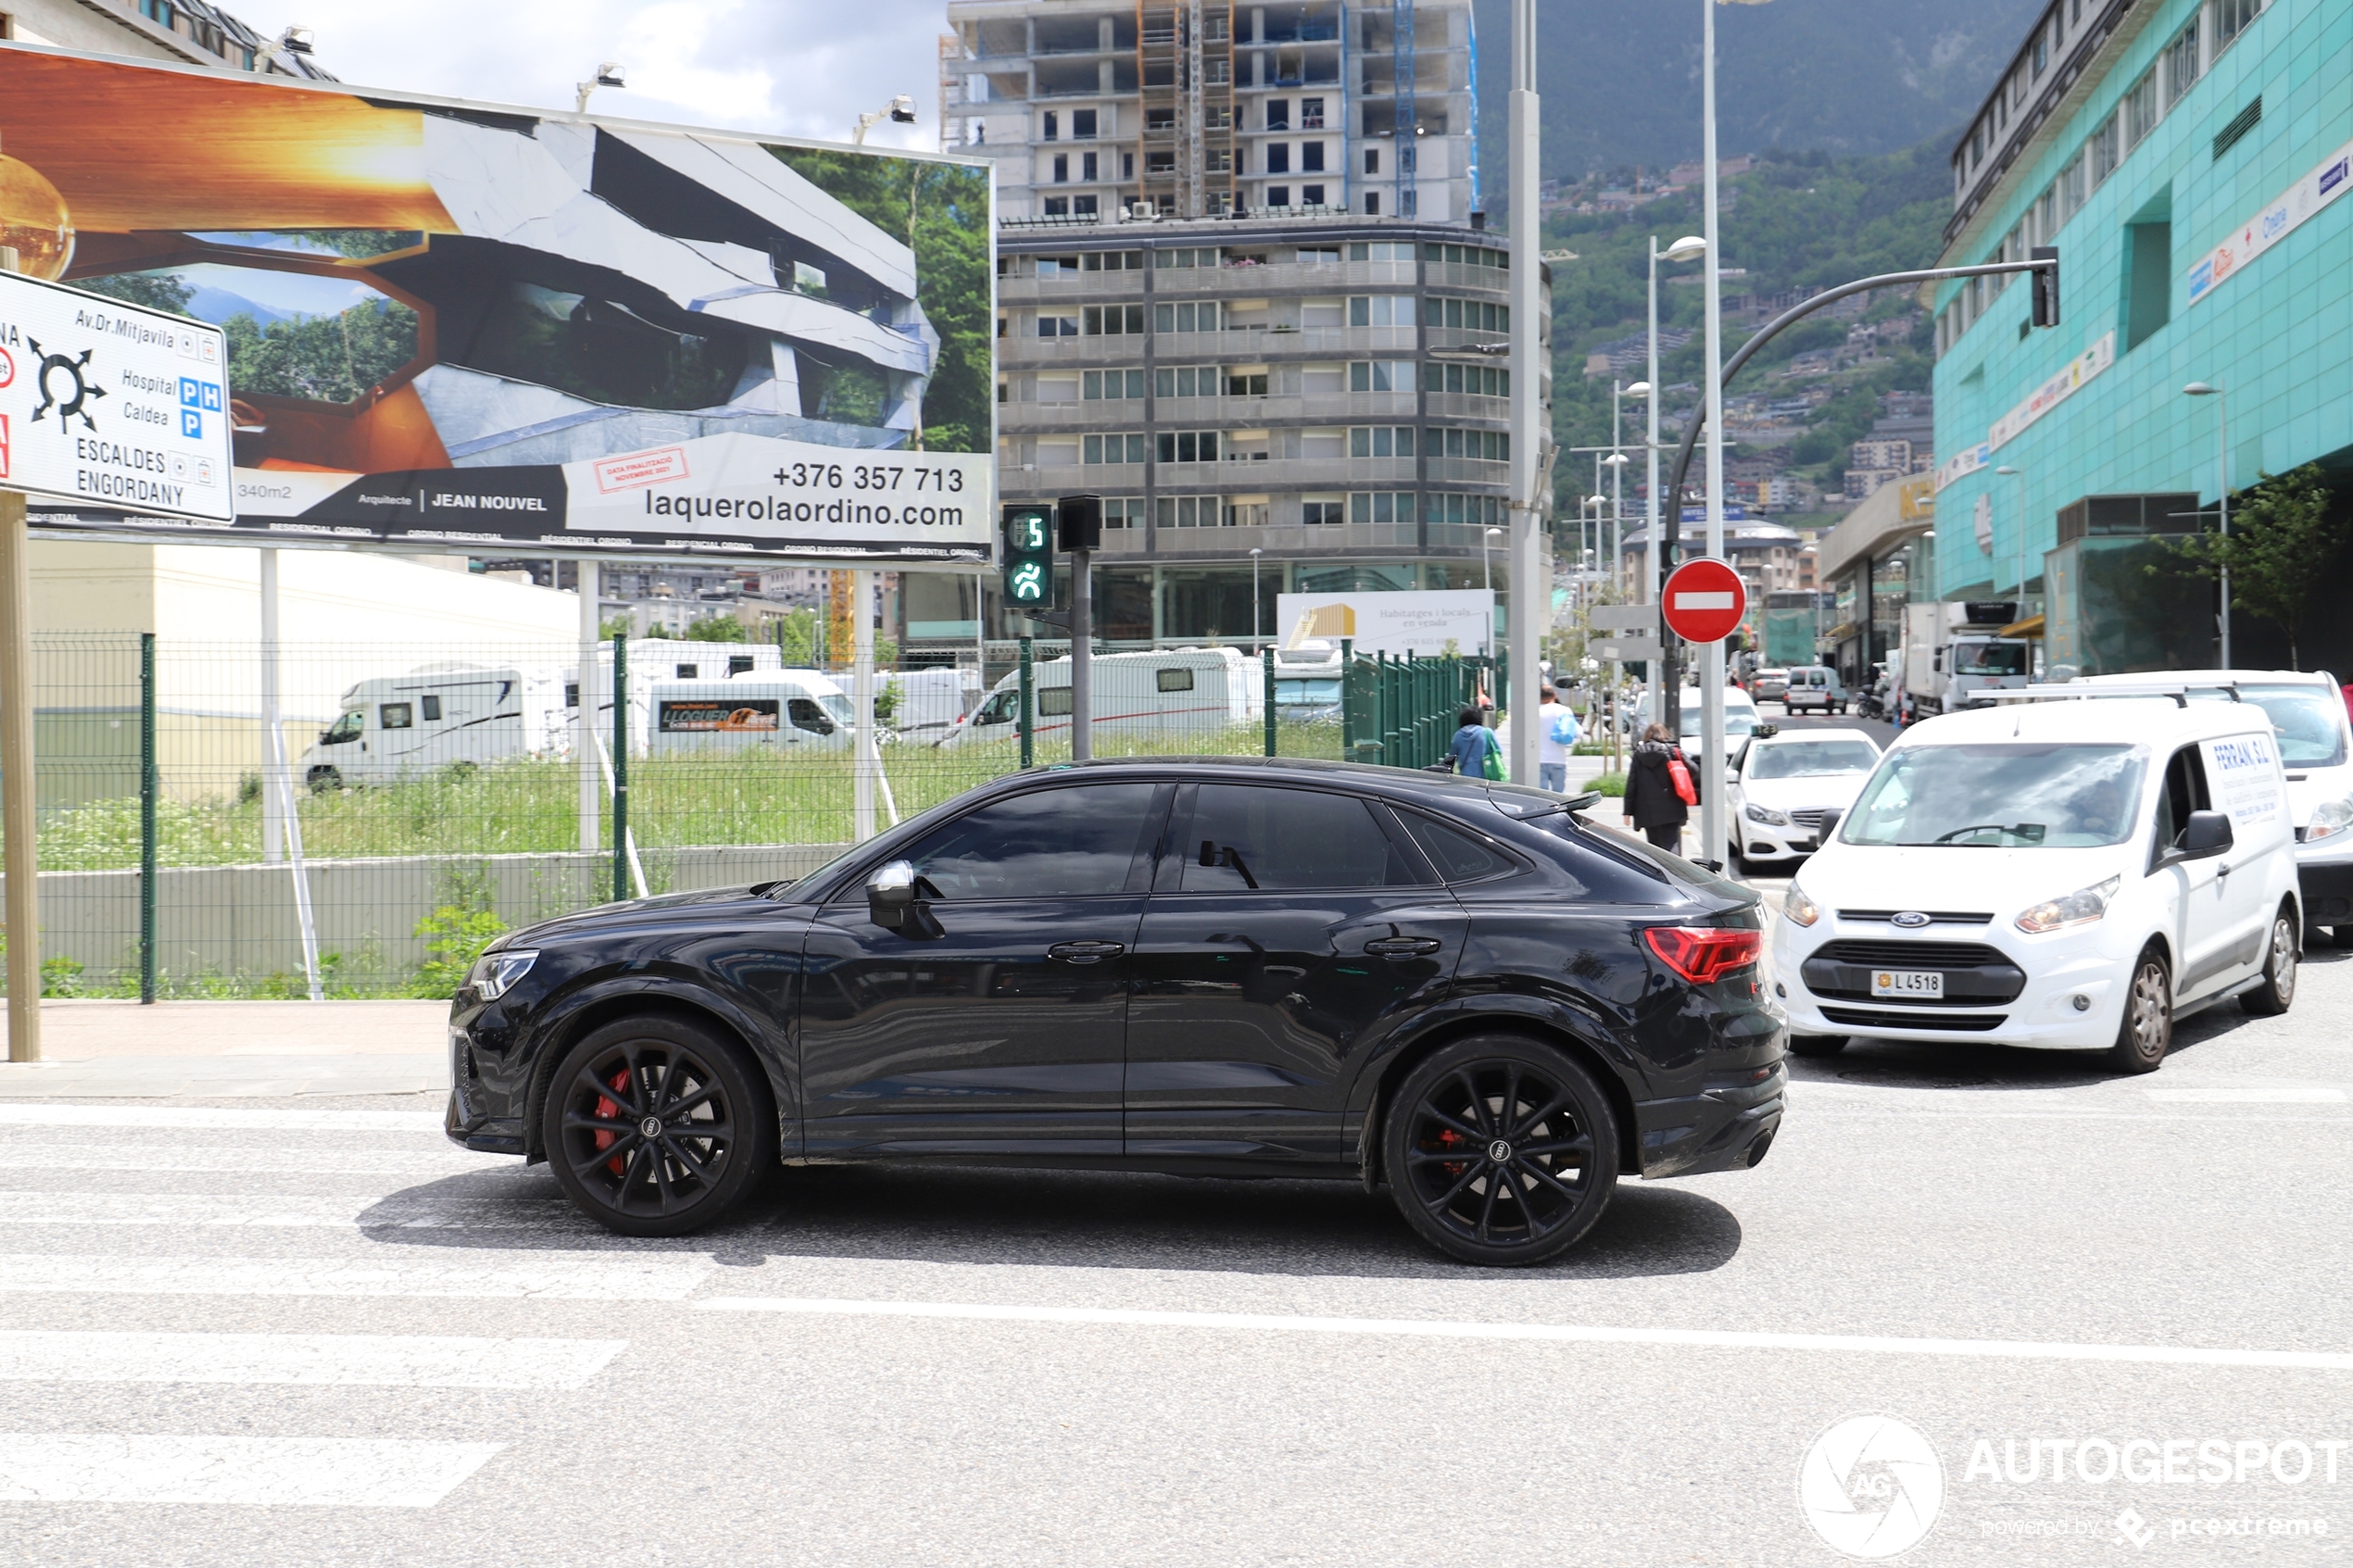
[1662,558,1746,644]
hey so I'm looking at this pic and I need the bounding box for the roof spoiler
[1986,681,2246,708]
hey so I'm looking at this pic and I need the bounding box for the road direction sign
[1592,636,1663,664]
[1662,558,1746,644]
[1591,604,1658,633]
[0,271,233,524]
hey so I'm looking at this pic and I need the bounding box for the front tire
[544,1015,776,1236]
[1384,1036,1619,1267]
[2105,947,2172,1074]
[2241,908,2298,1016]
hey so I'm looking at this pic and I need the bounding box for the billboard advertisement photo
[0,44,993,563]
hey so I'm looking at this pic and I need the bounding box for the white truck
[936,646,1263,748]
[302,664,570,786]
[1901,601,2033,716]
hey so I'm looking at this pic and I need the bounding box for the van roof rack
[1988,680,2246,708]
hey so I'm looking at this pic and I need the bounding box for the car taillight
[1643,925,1762,985]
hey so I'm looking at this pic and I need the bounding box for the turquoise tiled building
[1929,0,2349,673]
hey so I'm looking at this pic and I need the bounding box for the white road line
[2145,1085,2347,1103]
[693,1298,2353,1372]
[0,1434,502,1507]
[0,1193,571,1229]
[0,1142,486,1174]
[0,1331,625,1389]
[0,1106,444,1133]
[0,1253,713,1302]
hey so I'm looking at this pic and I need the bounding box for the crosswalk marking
[694,1297,2353,1372]
[0,1105,446,1133]
[0,1252,713,1301]
[0,1192,574,1230]
[0,1331,626,1389]
[0,1434,504,1507]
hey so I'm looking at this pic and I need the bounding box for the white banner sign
[0,273,233,523]
[2185,137,2353,309]
[1276,589,1497,658]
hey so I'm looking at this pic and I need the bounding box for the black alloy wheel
[544,1015,776,1236]
[1384,1036,1618,1267]
[2104,946,2172,1075]
[2241,907,2298,1017]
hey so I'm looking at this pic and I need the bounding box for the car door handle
[2216,862,2232,878]
[1047,941,1126,964]
[1365,936,1443,960]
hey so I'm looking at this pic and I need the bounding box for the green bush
[410,906,509,999]
[1589,771,1628,798]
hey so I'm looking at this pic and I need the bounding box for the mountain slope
[1469,0,2046,186]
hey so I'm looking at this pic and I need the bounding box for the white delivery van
[302,665,569,787]
[1781,665,1847,715]
[1728,726,1881,865]
[937,647,1261,748]
[2070,670,2353,944]
[646,672,858,755]
[1774,696,2301,1073]
[880,665,984,736]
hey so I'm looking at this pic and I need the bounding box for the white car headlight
[466,948,539,1000]
[2014,877,2120,935]
[1784,883,1821,927]
[2306,797,2353,845]
[1743,803,1791,826]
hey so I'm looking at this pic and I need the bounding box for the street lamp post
[1505,0,1541,785]
[1994,463,2029,627]
[1481,525,1503,658]
[1695,0,1737,872]
[2183,382,2231,668]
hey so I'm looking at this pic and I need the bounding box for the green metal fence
[1340,646,1501,770]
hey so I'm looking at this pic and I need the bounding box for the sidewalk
[0,1000,448,1098]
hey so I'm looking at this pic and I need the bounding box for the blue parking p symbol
[181,409,204,440]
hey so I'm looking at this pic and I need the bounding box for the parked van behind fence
[648,672,859,755]
[302,664,569,787]
[937,647,1262,748]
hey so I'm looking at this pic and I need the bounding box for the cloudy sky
[242,0,946,153]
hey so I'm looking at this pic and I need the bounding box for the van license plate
[1871,969,1944,999]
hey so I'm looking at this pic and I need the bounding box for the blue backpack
[1546,709,1581,748]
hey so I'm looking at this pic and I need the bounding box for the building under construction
[940,0,1479,223]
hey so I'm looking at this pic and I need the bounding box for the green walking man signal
[1001,504,1054,608]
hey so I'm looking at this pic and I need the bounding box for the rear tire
[2240,908,2298,1016]
[1787,1034,1847,1058]
[2105,947,2172,1074]
[543,1014,776,1236]
[1384,1035,1619,1267]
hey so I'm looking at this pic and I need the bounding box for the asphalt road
[4,752,2349,1564]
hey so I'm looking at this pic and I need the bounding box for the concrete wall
[25,843,854,990]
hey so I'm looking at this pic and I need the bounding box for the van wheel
[2105,947,2171,1074]
[2241,908,2298,1016]
[306,766,342,792]
[1787,1035,1846,1058]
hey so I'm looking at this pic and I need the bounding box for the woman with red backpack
[1623,721,1699,852]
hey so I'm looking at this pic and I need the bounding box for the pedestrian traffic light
[1057,492,1103,552]
[2031,245,2060,328]
[1000,504,1053,610]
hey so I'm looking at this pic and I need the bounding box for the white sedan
[1728,727,1883,866]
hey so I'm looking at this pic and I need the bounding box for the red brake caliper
[1434,1125,1466,1177]
[591,1067,632,1176]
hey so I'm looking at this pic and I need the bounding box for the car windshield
[1843,743,2146,847]
[1680,705,1758,739]
[1955,642,2029,677]
[819,693,854,724]
[1748,739,1879,780]
[2238,686,2348,769]
[322,709,363,743]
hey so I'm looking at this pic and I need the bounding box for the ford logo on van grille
[1891,911,1931,928]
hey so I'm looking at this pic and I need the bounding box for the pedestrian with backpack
[1448,707,1504,780]
[1623,721,1699,853]
[1536,684,1579,793]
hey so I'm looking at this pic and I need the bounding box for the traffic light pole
[1070,546,1092,761]
[1655,255,2059,737]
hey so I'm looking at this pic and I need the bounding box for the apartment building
[1,0,335,77]
[988,215,1550,644]
[941,0,1478,223]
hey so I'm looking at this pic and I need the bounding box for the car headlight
[2014,877,2120,935]
[1784,883,1821,927]
[466,948,539,1000]
[2307,797,2353,845]
[1744,803,1791,826]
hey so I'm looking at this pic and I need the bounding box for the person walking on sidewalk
[1448,707,1503,779]
[1624,721,1697,853]
[1537,684,1579,794]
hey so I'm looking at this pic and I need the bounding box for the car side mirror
[1816,808,1843,842]
[867,859,920,929]
[2178,809,2233,859]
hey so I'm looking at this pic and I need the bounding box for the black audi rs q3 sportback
[446,759,1785,1266]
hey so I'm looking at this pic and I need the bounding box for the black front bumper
[1635,1063,1787,1177]
[444,1024,526,1155]
[2300,860,2353,924]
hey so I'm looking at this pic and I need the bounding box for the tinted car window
[1183,785,1424,891]
[901,784,1160,898]
[1396,809,1515,883]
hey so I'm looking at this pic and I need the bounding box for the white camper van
[302,665,568,786]
[647,672,859,755]
[937,647,1261,748]
[882,665,983,736]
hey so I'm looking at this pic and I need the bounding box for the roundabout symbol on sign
[1661,557,1746,645]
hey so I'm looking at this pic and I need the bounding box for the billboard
[658,698,780,734]
[0,45,993,564]
[1276,590,1498,659]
